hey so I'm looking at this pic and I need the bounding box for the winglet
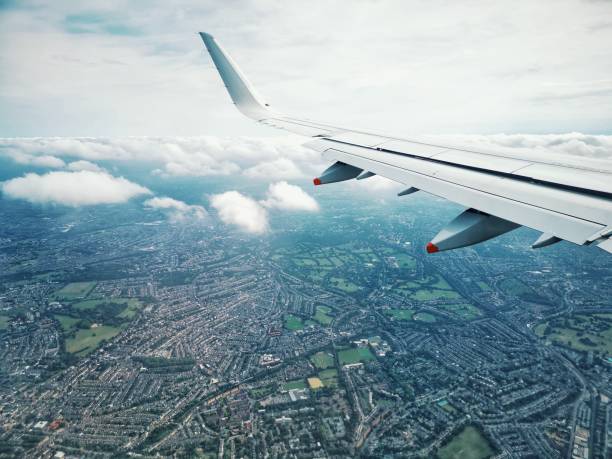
[199,32,273,120]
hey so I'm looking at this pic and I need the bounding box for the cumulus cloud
[209,191,269,234]
[242,158,305,180]
[261,181,319,211]
[1,171,150,206]
[2,149,66,169]
[144,196,207,222]
[67,160,106,172]
[209,182,320,233]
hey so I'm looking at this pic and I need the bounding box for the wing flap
[323,146,606,245]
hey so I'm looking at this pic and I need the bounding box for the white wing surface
[199,32,612,254]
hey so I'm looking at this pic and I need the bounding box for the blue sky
[1,0,612,137]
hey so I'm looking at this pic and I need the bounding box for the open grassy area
[0,315,9,331]
[284,314,304,331]
[283,379,308,391]
[310,351,335,369]
[338,347,375,365]
[318,369,339,388]
[395,253,416,269]
[437,426,494,459]
[439,303,482,320]
[313,305,333,325]
[411,289,461,301]
[414,312,437,323]
[386,308,414,320]
[55,281,96,300]
[536,313,612,355]
[307,377,323,389]
[54,314,81,332]
[500,277,531,295]
[330,277,360,293]
[477,281,491,291]
[65,325,122,356]
[73,297,142,316]
[117,298,144,319]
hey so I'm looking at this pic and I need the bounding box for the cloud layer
[1,170,150,206]
[0,136,322,181]
[1,133,610,187]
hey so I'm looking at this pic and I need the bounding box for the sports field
[311,351,335,369]
[284,314,304,331]
[437,426,494,459]
[313,306,333,325]
[55,281,97,299]
[338,347,375,365]
[65,325,122,356]
[386,308,414,320]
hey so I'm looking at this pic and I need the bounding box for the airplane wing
[199,32,612,254]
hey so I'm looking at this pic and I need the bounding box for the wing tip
[198,32,214,43]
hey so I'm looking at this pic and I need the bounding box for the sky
[1,1,612,235]
[1,0,612,137]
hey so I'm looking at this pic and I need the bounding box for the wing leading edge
[199,32,612,254]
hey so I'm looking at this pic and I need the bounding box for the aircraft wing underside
[199,32,612,254]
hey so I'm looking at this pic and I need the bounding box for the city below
[0,188,611,459]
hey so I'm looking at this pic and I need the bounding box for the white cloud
[1,170,151,206]
[144,196,207,222]
[243,158,304,180]
[0,136,322,179]
[67,160,106,172]
[261,181,319,212]
[1,149,66,169]
[209,191,269,234]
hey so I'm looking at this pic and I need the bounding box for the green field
[73,297,142,315]
[414,312,437,323]
[411,289,461,301]
[65,325,122,356]
[500,278,531,295]
[318,369,339,388]
[439,303,482,320]
[283,379,308,391]
[437,426,494,459]
[536,314,612,354]
[284,314,304,331]
[117,299,144,319]
[338,347,375,365]
[0,315,9,330]
[313,306,333,325]
[54,314,82,331]
[386,308,414,320]
[311,351,335,369]
[395,253,416,269]
[477,281,491,291]
[55,281,96,299]
[330,277,360,293]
